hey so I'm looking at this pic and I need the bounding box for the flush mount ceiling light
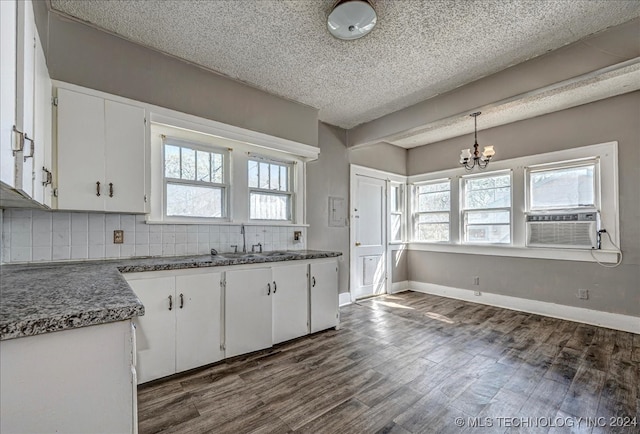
[327,0,377,41]
[459,112,495,170]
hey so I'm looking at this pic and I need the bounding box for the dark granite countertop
[0,250,342,341]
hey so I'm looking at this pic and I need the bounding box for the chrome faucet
[241,224,246,253]
[251,243,263,253]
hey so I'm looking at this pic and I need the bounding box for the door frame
[349,164,407,302]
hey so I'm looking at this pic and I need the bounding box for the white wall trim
[407,242,620,264]
[408,281,639,334]
[339,292,352,306]
[390,280,410,294]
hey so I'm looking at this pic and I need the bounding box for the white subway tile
[198,243,210,254]
[175,243,187,255]
[52,245,71,261]
[71,245,88,260]
[120,215,135,231]
[10,247,31,262]
[175,225,187,233]
[135,231,150,245]
[187,225,199,233]
[32,232,52,248]
[162,224,175,233]
[187,233,198,244]
[149,232,162,244]
[88,214,105,232]
[32,214,52,233]
[53,231,71,246]
[149,244,162,256]
[52,212,71,232]
[135,245,150,257]
[71,213,88,232]
[11,232,31,248]
[105,244,121,259]
[162,244,175,256]
[149,225,162,233]
[89,244,105,259]
[89,231,105,245]
[187,243,198,254]
[71,231,88,246]
[120,244,135,258]
[162,233,176,244]
[175,233,187,244]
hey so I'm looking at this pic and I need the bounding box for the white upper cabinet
[56,87,146,213]
[0,0,17,188]
[1,0,52,204]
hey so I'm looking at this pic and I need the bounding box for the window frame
[412,178,452,243]
[389,181,406,243]
[161,137,230,222]
[247,155,295,222]
[525,158,600,213]
[460,169,513,245]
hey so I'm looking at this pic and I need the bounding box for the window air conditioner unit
[526,212,599,249]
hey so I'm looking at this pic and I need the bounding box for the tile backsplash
[1,209,306,264]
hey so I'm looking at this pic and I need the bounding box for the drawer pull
[168,295,173,311]
[179,293,184,309]
[96,181,101,197]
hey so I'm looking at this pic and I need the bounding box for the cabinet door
[310,260,339,333]
[14,0,35,198]
[175,272,223,372]
[56,88,106,211]
[272,263,309,344]
[128,277,176,384]
[0,0,17,188]
[32,33,51,206]
[225,268,272,358]
[104,100,145,213]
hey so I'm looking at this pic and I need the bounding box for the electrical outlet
[113,230,124,244]
[294,231,302,241]
[474,291,481,296]
[578,289,589,300]
[473,276,480,285]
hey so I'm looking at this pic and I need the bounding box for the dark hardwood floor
[137,291,640,434]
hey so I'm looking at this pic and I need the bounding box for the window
[389,183,404,242]
[414,180,450,242]
[527,161,597,211]
[461,171,511,244]
[248,159,293,220]
[163,141,227,218]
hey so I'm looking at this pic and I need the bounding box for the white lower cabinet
[127,258,338,384]
[310,260,340,333]
[272,263,309,344]
[127,272,222,383]
[225,267,273,358]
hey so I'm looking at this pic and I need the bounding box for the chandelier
[459,112,495,170]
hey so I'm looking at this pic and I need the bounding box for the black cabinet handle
[312,276,316,287]
[96,181,101,197]
[267,283,271,296]
[179,293,184,309]
[168,295,173,311]
[273,281,277,293]
[109,182,114,197]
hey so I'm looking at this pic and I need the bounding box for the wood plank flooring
[137,291,640,434]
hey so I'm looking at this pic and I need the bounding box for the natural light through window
[248,159,293,220]
[164,142,226,218]
[528,162,596,210]
[462,172,511,244]
[414,180,451,242]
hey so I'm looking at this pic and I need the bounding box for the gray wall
[408,92,640,317]
[307,123,408,294]
[37,6,318,146]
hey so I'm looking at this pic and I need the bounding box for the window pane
[530,165,595,209]
[259,162,270,189]
[164,145,180,178]
[419,182,449,193]
[270,164,280,190]
[166,183,222,218]
[250,192,290,220]
[390,214,402,241]
[211,153,223,184]
[181,147,196,180]
[391,186,403,213]
[196,151,210,182]
[464,174,511,209]
[416,224,449,242]
[417,213,449,223]
[418,191,450,212]
[248,160,259,188]
[466,210,510,224]
[465,224,510,243]
[280,166,288,191]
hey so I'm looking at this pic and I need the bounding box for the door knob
[355,242,361,246]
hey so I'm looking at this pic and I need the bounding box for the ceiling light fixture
[460,112,495,170]
[327,0,377,41]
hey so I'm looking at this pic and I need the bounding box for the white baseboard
[408,281,640,334]
[339,292,352,306]
[390,281,410,294]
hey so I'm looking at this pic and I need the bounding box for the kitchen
[1,1,639,433]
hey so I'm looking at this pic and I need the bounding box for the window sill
[407,242,620,264]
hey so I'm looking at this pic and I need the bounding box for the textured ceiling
[50,0,640,129]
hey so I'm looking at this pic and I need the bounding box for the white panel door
[310,260,339,333]
[225,268,272,358]
[104,100,145,213]
[272,263,309,344]
[32,33,51,206]
[56,88,106,211]
[0,0,17,188]
[15,0,35,198]
[175,272,223,372]
[353,175,387,299]
[129,277,176,384]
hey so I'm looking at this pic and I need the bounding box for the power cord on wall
[590,229,623,268]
